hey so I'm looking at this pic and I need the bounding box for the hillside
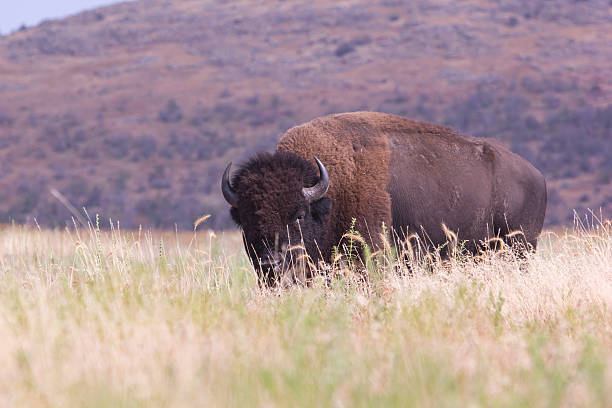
[0,0,610,229]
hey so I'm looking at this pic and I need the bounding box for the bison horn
[303,157,330,203]
[221,162,239,207]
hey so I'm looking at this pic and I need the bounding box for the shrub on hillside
[130,135,157,161]
[148,165,171,189]
[103,133,131,159]
[0,112,14,126]
[158,99,183,123]
[0,133,20,149]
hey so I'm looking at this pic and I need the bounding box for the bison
[222,112,546,286]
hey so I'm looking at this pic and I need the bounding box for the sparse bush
[521,76,577,94]
[245,94,259,106]
[524,115,540,132]
[134,197,164,227]
[443,91,494,133]
[167,130,213,161]
[134,196,175,227]
[579,161,592,172]
[561,168,579,178]
[521,76,545,94]
[110,170,130,191]
[43,126,70,152]
[38,113,85,152]
[214,103,237,121]
[103,133,131,159]
[0,112,14,126]
[335,42,355,57]
[85,185,103,207]
[65,177,88,200]
[51,163,68,180]
[598,169,612,185]
[201,164,224,195]
[148,165,171,189]
[595,106,612,130]
[79,145,99,159]
[543,94,561,109]
[130,134,157,161]
[14,184,40,214]
[189,106,213,127]
[0,133,20,149]
[25,147,47,159]
[350,35,372,46]
[248,112,275,127]
[158,99,183,123]
[505,16,519,27]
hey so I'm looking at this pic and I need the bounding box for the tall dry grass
[0,216,610,407]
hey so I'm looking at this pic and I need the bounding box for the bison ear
[230,207,241,225]
[311,197,333,222]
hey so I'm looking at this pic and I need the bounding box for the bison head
[222,151,333,287]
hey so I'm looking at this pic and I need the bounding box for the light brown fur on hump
[277,112,392,248]
[275,111,546,257]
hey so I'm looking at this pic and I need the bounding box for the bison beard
[224,151,334,287]
[221,112,547,287]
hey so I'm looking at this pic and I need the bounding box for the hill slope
[0,0,610,229]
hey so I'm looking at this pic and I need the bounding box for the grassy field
[0,218,610,407]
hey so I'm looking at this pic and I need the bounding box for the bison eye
[294,211,306,223]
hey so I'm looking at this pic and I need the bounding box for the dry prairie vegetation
[0,218,610,407]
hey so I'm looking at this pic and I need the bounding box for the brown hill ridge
[0,0,610,229]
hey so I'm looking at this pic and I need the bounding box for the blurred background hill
[0,0,610,229]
